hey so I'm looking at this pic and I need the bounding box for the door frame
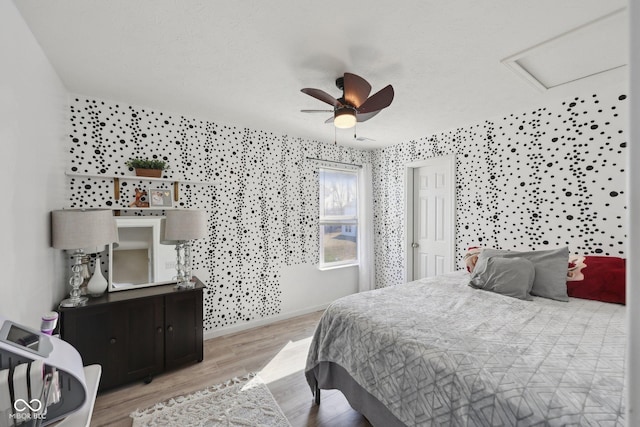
[404,154,457,282]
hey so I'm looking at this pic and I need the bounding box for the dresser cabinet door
[164,289,203,370]
[60,305,126,390]
[121,296,165,383]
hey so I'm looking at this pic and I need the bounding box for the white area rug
[130,373,291,427]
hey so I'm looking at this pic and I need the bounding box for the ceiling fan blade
[357,84,394,114]
[343,73,371,108]
[301,109,333,113]
[356,110,381,122]
[301,88,343,107]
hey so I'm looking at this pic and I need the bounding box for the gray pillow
[469,255,535,300]
[481,247,570,301]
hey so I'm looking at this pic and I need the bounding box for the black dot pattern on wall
[69,90,628,321]
[68,96,370,330]
[372,90,627,288]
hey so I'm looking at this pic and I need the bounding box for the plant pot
[135,168,163,178]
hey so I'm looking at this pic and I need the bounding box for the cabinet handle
[157,327,163,333]
[167,325,173,332]
[110,338,117,344]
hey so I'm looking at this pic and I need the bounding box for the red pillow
[566,256,626,304]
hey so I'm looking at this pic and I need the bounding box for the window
[319,167,359,268]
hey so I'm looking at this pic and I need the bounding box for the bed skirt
[307,361,405,427]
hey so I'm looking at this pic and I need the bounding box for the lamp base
[59,296,89,308]
[63,249,90,308]
[175,279,195,290]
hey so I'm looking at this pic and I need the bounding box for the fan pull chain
[334,126,337,145]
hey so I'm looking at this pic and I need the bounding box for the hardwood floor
[90,311,372,426]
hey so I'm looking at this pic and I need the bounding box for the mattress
[305,271,626,426]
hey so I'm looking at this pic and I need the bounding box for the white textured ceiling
[14,0,628,149]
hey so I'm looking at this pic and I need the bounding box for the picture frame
[149,188,173,208]
[129,187,149,208]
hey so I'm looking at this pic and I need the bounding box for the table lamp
[51,209,118,307]
[162,210,207,288]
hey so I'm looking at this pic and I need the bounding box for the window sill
[317,263,359,271]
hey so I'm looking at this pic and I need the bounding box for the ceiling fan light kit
[301,72,394,135]
[334,107,357,129]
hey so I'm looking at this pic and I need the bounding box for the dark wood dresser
[59,278,204,391]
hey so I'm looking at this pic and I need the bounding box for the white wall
[279,265,358,315]
[205,264,358,338]
[626,0,639,422]
[0,1,69,329]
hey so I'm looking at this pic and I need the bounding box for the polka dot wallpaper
[372,90,628,288]
[66,87,627,329]
[67,96,370,331]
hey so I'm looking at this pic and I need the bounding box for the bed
[305,270,626,426]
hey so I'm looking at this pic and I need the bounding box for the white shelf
[65,171,216,186]
[66,171,217,204]
[64,207,191,211]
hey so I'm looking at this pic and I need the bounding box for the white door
[412,156,455,279]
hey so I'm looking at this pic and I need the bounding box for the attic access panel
[502,8,628,91]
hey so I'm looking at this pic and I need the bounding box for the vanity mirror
[108,217,176,291]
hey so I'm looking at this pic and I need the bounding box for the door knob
[412,243,419,248]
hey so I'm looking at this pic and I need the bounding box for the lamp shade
[163,210,207,242]
[51,209,119,250]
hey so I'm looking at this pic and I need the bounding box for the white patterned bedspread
[305,271,626,426]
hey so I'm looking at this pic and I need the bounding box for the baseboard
[203,303,329,340]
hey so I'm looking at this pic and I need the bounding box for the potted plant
[125,158,169,178]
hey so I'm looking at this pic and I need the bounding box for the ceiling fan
[300,72,394,129]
